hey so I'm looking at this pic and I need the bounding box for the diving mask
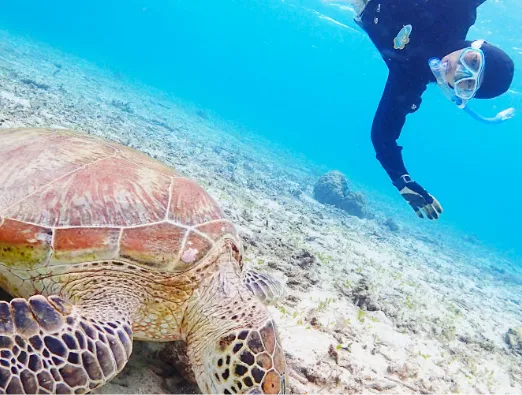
[428,40,515,124]
[452,41,485,100]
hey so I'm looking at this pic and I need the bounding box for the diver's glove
[393,174,443,220]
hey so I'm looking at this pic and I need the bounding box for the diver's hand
[393,175,443,220]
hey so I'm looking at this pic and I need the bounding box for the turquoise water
[0,0,520,261]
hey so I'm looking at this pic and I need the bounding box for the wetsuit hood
[475,41,514,99]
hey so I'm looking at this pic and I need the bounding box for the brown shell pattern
[0,128,240,272]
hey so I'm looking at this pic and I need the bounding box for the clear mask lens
[461,50,483,73]
[455,78,478,100]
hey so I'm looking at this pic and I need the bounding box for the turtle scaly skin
[0,128,286,394]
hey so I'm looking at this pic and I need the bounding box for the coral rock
[313,171,367,218]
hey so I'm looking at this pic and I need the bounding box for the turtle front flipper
[0,295,133,394]
[183,261,286,394]
[185,305,286,395]
[242,270,286,305]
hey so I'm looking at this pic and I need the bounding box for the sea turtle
[0,128,287,394]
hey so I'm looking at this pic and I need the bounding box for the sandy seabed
[0,30,521,394]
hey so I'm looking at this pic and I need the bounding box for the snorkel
[428,53,516,125]
[462,105,515,124]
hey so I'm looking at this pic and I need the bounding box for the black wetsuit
[357,0,485,183]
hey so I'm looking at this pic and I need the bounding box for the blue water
[1,0,521,261]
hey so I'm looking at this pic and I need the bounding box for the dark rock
[351,279,380,311]
[505,327,522,355]
[286,278,302,288]
[241,209,253,222]
[110,99,133,114]
[383,217,400,232]
[490,265,506,275]
[304,271,320,285]
[100,341,200,394]
[150,119,178,133]
[387,363,418,380]
[285,294,301,307]
[289,186,305,199]
[160,341,197,385]
[239,233,257,252]
[20,78,51,91]
[293,249,316,269]
[313,171,367,218]
[195,109,209,120]
[463,234,479,245]
[328,344,340,364]
[285,272,311,291]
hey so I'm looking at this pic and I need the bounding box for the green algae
[0,242,49,268]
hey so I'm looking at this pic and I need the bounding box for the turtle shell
[0,128,241,273]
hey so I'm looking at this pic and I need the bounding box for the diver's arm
[371,71,425,182]
[371,71,443,219]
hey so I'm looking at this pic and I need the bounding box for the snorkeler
[352,0,515,219]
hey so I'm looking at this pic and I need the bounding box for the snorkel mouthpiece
[429,57,465,107]
[428,57,515,124]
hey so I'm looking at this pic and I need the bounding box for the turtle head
[201,318,287,394]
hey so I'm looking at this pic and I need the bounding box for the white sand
[0,30,521,394]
